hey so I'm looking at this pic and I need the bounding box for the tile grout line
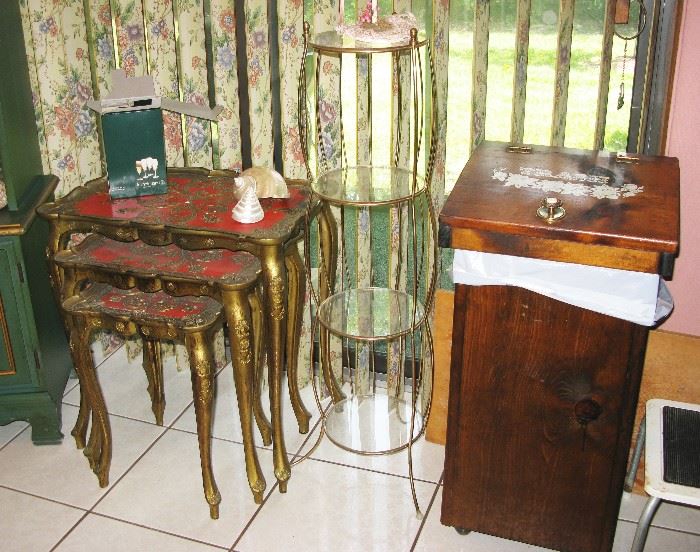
[228,406,328,552]
[0,484,89,512]
[49,362,244,551]
[0,423,31,452]
[49,510,91,552]
[409,472,444,552]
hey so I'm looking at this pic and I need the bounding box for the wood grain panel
[441,283,648,552]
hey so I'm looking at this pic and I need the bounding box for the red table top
[40,169,314,245]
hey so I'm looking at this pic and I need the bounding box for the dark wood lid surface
[440,141,679,255]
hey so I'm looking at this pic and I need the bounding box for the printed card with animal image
[101,108,168,199]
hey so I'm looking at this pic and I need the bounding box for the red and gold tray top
[56,234,261,287]
[64,283,223,328]
[39,170,314,244]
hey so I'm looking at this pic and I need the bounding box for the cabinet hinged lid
[439,141,680,275]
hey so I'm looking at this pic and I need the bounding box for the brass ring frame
[614,0,647,41]
[294,22,438,516]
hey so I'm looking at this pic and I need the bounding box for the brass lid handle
[537,196,566,223]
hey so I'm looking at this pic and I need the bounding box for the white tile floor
[1,346,699,552]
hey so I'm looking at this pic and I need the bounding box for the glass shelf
[324,394,424,454]
[311,166,426,206]
[317,287,425,340]
[308,30,427,54]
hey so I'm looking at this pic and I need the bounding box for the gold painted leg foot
[249,290,273,446]
[257,419,273,446]
[209,503,219,520]
[186,331,221,522]
[142,339,165,426]
[225,289,269,505]
[297,416,310,435]
[278,480,288,493]
[253,490,263,504]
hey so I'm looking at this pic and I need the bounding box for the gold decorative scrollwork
[194,360,213,402]
[269,276,285,321]
[234,318,252,367]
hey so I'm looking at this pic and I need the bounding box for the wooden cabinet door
[441,284,647,552]
[0,238,36,388]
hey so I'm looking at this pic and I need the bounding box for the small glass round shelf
[308,28,427,55]
[311,166,426,207]
[317,287,426,340]
[324,394,424,455]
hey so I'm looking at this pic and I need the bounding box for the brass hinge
[17,263,25,283]
[34,350,41,372]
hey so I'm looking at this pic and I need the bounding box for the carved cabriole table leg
[260,245,291,491]
[68,316,112,487]
[249,287,272,446]
[184,329,222,520]
[67,318,90,450]
[317,203,344,403]
[285,244,311,434]
[142,339,165,426]
[223,289,267,503]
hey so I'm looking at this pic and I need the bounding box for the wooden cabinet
[438,142,680,552]
[0,1,72,443]
[442,283,648,552]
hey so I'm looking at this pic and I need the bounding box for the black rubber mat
[662,406,700,488]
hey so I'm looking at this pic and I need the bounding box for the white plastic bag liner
[452,249,673,326]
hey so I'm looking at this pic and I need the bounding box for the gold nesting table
[38,167,333,516]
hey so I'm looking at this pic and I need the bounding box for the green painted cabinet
[0,178,72,444]
[0,2,72,443]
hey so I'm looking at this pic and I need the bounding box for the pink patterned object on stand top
[336,12,419,46]
[359,1,374,23]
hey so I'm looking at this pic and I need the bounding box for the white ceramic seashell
[0,179,7,210]
[233,175,256,199]
[241,167,289,198]
[231,184,264,223]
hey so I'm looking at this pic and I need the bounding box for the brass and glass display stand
[297,21,437,513]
